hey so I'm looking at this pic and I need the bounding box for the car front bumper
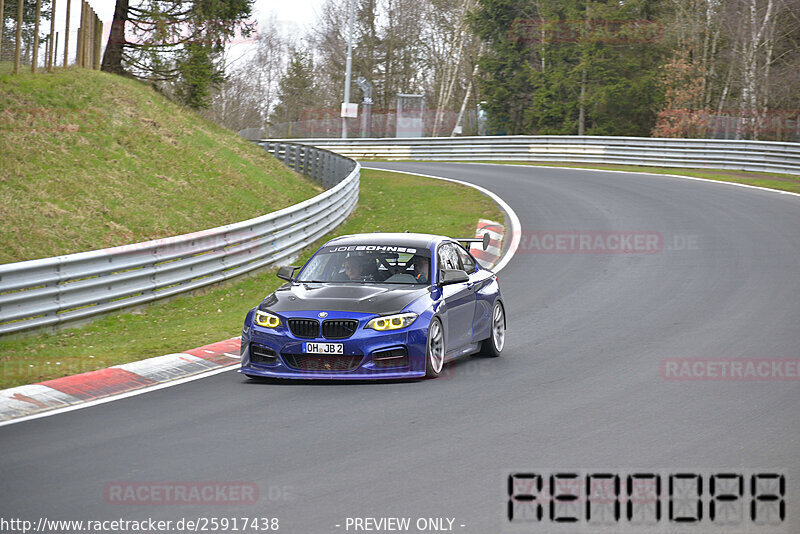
[239,312,429,380]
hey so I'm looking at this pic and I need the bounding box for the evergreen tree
[270,48,320,134]
[471,0,666,135]
[101,0,253,109]
[1,0,52,62]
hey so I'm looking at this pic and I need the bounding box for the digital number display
[507,471,785,528]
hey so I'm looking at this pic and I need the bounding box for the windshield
[296,245,432,285]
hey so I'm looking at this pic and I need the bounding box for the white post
[341,0,356,138]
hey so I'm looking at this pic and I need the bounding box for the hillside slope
[0,65,320,263]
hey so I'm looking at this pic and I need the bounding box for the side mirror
[439,269,469,286]
[277,265,299,282]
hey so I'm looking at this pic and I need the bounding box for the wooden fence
[0,0,102,73]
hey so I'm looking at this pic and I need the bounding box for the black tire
[425,317,445,378]
[478,301,505,358]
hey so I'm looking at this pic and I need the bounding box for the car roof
[325,232,447,250]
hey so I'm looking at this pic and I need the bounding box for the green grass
[0,64,321,263]
[462,161,800,194]
[0,169,504,389]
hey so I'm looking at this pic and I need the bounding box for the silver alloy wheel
[428,319,444,374]
[492,302,505,352]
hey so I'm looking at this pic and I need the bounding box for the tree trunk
[433,0,471,137]
[0,0,5,62]
[14,0,23,73]
[47,0,56,70]
[701,0,720,109]
[31,0,41,72]
[63,0,71,66]
[738,0,773,139]
[578,2,588,136]
[756,11,776,140]
[101,0,128,74]
[451,44,483,136]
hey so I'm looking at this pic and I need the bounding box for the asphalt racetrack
[1,162,798,533]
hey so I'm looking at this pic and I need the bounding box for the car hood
[261,283,430,315]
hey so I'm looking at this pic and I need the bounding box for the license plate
[303,342,343,355]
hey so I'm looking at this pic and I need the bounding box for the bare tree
[377,0,427,109]
[426,0,480,136]
[737,0,775,138]
[306,0,347,111]
[657,0,800,139]
[307,0,380,110]
[289,0,482,136]
[204,15,290,133]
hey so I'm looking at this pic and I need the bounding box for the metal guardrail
[0,143,359,335]
[257,141,358,187]
[266,136,800,176]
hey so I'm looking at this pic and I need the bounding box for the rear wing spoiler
[457,233,491,251]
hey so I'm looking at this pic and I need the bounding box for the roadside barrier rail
[264,136,800,176]
[0,143,359,335]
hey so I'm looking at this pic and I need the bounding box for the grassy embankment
[0,65,504,388]
[0,64,321,262]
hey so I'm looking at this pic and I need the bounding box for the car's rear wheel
[479,301,505,357]
[425,317,445,378]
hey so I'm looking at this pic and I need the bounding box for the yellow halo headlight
[254,310,281,329]
[366,313,418,331]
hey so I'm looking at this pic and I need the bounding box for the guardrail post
[295,145,302,174]
[48,266,60,320]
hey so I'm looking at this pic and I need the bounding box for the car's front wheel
[425,317,445,378]
[479,301,505,357]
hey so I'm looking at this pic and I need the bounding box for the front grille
[250,344,277,364]
[282,354,363,372]
[288,319,319,338]
[372,347,409,368]
[322,319,359,339]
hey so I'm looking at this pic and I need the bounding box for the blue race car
[239,232,505,380]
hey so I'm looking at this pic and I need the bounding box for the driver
[412,255,430,284]
[343,258,365,280]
